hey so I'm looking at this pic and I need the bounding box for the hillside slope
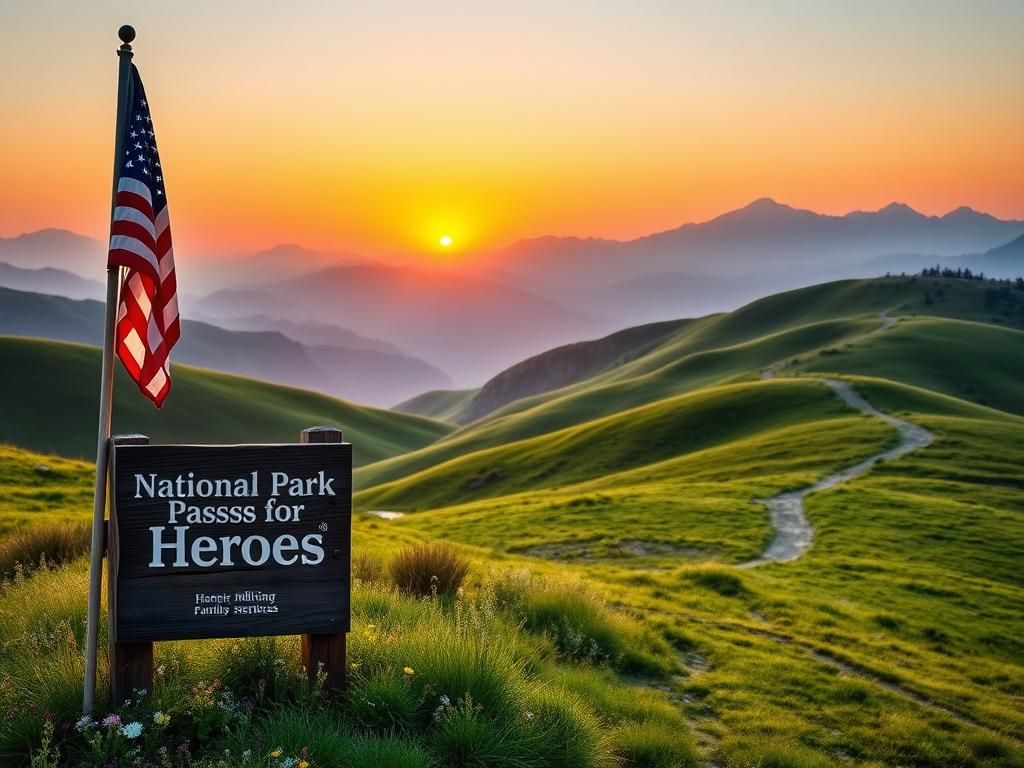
[362,371,1024,764]
[362,277,1024,489]
[0,336,452,464]
[357,379,872,511]
[457,318,693,424]
[392,388,479,422]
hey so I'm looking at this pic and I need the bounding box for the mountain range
[5,199,1023,387]
[0,286,450,407]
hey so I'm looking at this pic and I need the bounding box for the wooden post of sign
[108,434,154,706]
[300,426,347,691]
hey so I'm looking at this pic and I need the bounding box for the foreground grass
[0,558,695,767]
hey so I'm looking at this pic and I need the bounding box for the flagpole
[83,24,135,714]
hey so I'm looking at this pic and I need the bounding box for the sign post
[299,427,348,690]
[105,427,352,705]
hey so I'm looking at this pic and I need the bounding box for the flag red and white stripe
[107,64,179,407]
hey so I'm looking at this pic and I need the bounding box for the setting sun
[439,235,453,248]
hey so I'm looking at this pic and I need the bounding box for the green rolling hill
[357,378,878,511]
[2,274,1022,766]
[0,336,452,465]
[392,387,479,422]
[358,276,1024,489]
[792,316,1024,414]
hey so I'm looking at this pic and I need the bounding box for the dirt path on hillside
[744,310,932,566]
[760,309,897,380]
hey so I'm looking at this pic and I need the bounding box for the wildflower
[177,741,190,753]
[403,666,415,675]
[281,758,297,768]
[350,662,360,670]
[75,714,95,732]
[299,761,309,768]
[158,746,168,756]
[440,694,451,706]
[120,721,144,739]
[44,710,54,724]
[270,749,283,758]
[101,713,122,728]
[524,710,534,721]
[153,711,171,726]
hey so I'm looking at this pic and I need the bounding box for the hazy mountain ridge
[0,261,104,301]
[0,286,451,406]
[195,263,601,385]
[0,229,103,277]
[489,198,1024,288]
[458,318,694,424]
[8,198,1024,386]
[205,314,401,355]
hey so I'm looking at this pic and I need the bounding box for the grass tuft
[0,522,91,577]
[390,542,470,597]
[613,721,700,768]
[684,567,747,597]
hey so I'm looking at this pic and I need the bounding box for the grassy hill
[359,276,1024,490]
[392,387,479,422]
[793,316,1024,414]
[0,336,452,465]
[357,379,885,512]
[2,274,1022,766]
[362,375,1024,765]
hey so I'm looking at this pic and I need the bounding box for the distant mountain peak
[877,202,922,216]
[6,228,98,245]
[744,197,790,211]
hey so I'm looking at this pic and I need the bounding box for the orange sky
[1,1,1022,261]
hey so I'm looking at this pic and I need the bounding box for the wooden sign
[108,438,352,644]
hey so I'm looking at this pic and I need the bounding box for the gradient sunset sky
[2,0,1022,259]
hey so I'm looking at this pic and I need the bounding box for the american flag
[107,63,179,407]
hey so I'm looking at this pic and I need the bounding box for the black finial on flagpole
[118,25,136,50]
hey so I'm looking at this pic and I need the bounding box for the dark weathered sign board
[109,441,352,644]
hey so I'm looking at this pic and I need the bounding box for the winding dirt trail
[743,312,932,567]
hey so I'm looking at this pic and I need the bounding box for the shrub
[685,567,747,597]
[345,735,433,768]
[527,689,611,768]
[346,672,420,732]
[428,695,542,768]
[390,542,470,597]
[0,522,91,577]
[206,636,304,705]
[503,575,671,675]
[352,552,385,583]
[249,707,354,767]
[613,721,699,768]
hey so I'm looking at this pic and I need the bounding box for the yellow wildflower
[403,666,415,675]
[299,762,309,768]
[270,749,283,758]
